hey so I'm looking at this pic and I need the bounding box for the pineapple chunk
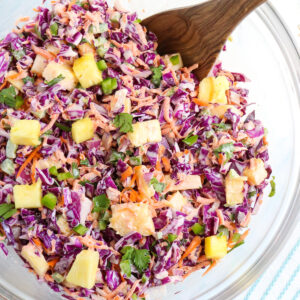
[71,118,95,143]
[45,44,60,55]
[35,155,62,170]
[110,203,155,236]
[208,104,241,118]
[6,71,24,91]
[205,235,227,259]
[78,43,96,56]
[57,215,72,236]
[73,53,103,88]
[21,243,49,277]
[10,120,41,146]
[243,158,268,186]
[164,53,183,71]
[134,165,155,199]
[197,76,229,106]
[66,249,99,289]
[127,120,162,147]
[225,169,247,206]
[43,61,77,91]
[14,180,42,209]
[165,191,187,211]
[31,54,48,76]
[165,174,202,191]
[111,89,131,114]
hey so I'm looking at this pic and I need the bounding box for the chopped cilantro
[150,178,166,193]
[269,176,276,197]
[113,113,133,133]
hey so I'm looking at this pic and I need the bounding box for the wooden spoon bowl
[142,0,267,80]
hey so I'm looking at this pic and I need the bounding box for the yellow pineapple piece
[243,158,268,186]
[10,119,41,146]
[66,249,99,289]
[197,76,229,106]
[110,203,155,236]
[57,215,72,236]
[78,43,96,56]
[43,61,77,91]
[73,53,103,88]
[127,120,162,147]
[165,174,202,191]
[71,118,95,144]
[225,169,247,206]
[134,165,155,199]
[13,180,42,209]
[21,243,49,277]
[165,191,187,211]
[31,54,48,76]
[6,71,24,91]
[45,44,60,55]
[208,104,241,118]
[205,235,227,259]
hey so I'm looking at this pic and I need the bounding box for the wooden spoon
[142,0,267,80]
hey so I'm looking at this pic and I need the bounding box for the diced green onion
[57,172,73,181]
[0,159,15,175]
[80,159,89,166]
[0,204,15,217]
[52,272,64,283]
[98,23,108,33]
[129,156,142,166]
[73,224,88,235]
[55,122,71,132]
[6,140,17,159]
[45,74,65,86]
[72,163,80,179]
[182,134,198,146]
[12,49,25,61]
[101,77,118,95]
[170,54,180,66]
[109,151,125,164]
[98,220,107,230]
[2,208,17,220]
[50,23,59,36]
[49,166,58,176]
[110,12,121,23]
[167,233,177,243]
[15,95,24,109]
[232,233,241,243]
[42,193,57,210]
[96,44,109,57]
[217,225,229,239]
[96,60,108,71]
[191,223,205,235]
[132,293,138,300]
[141,273,148,284]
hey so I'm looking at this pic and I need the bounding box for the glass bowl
[0,1,299,299]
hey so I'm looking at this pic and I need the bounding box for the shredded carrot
[0,80,7,91]
[125,279,140,300]
[263,136,268,145]
[121,166,133,181]
[15,17,30,27]
[68,0,76,11]
[40,114,59,135]
[48,258,59,269]
[202,259,218,276]
[216,209,224,225]
[16,145,42,179]
[162,157,171,172]
[6,71,24,81]
[32,238,42,248]
[32,44,55,60]
[31,157,37,184]
[179,236,201,267]
[239,229,249,242]
[129,174,136,187]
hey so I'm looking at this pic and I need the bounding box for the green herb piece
[72,163,80,179]
[41,193,57,210]
[80,159,89,166]
[92,194,110,213]
[0,203,16,221]
[22,76,35,84]
[191,223,205,235]
[0,86,19,108]
[134,18,142,23]
[12,49,25,61]
[141,273,148,284]
[205,130,215,139]
[6,140,17,159]
[151,66,163,87]
[15,95,24,109]
[49,166,58,176]
[150,178,166,193]
[101,77,117,95]
[132,293,138,300]
[213,142,235,162]
[55,122,71,132]
[109,151,126,164]
[79,180,91,186]
[113,113,133,133]
[212,123,232,131]
[96,60,107,71]
[182,134,198,146]
[129,156,142,166]
[170,54,180,66]
[50,22,59,36]
[228,240,245,253]
[98,219,107,230]
[43,130,53,136]
[2,208,17,220]
[269,176,276,197]
[73,224,88,235]
[232,233,241,243]
[120,259,131,277]
[248,191,256,198]
[217,225,229,239]
[57,172,73,181]
[167,233,177,243]
[0,159,15,175]
[45,74,65,86]
[52,272,64,283]
[34,24,42,40]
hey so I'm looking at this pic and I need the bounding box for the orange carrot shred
[32,44,55,60]
[179,236,201,267]
[16,145,42,179]
[0,80,7,91]
[202,259,218,276]
[48,258,59,269]
[162,157,171,172]
[121,166,133,182]
[31,157,37,184]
